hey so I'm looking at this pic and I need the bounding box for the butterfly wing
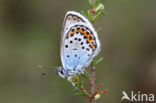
[60,11,101,74]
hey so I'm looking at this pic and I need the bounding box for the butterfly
[56,11,101,79]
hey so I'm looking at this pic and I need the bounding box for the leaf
[74,84,81,90]
[88,10,93,22]
[81,10,87,18]
[95,57,103,65]
[81,73,91,80]
[80,80,84,85]
[73,87,82,92]
[74,92,88,96]
[94,0,101,7]
[93,11,101,22]
[73,85,88,96]
[96,27,102,34]
[88,0,92,6]
[101,11,108,15]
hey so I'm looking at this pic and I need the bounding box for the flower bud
[95,94,101,100]
[96,3,104,12]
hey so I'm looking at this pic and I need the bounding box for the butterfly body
[57,11,101,78]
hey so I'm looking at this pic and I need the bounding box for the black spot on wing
[70,40,73,43]
[65,45,68,48]
[75,54,77,57]
[78,38,81,41]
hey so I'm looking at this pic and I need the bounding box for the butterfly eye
[60,70,64,75]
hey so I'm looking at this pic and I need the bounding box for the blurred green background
[0,0,156,103]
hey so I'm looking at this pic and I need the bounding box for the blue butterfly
[56,11,101,79]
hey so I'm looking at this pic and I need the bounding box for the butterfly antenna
[38,65,59,70]
[38,65,60,77]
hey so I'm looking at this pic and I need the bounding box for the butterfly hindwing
[60,11,101,75]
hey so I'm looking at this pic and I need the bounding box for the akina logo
[121,91,155,102]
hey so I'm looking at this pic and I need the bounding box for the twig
[89,65,95,103]
[92,0,96,7]
[89,0,96,102]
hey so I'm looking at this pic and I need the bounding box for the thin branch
[89,0,97,102]
[92,0,96,7]
[89,66,95,103]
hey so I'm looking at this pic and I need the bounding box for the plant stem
[92,0,96,7]
[89,0,96,102]
[89,65,95,103]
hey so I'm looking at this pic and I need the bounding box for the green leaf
[88,10,93,22]
[101,11,108,15]
[81,73,91,80]
[95,0,101,7]
[95,57,103,65]
[88,0,92,6]
[69,75,80,86]
[93,11,101,22]
[74,84,81,89]
[96,27,102,34]
[74,92,87,96]
[73,87,82,92]
[73,85,88,96]
[80,80,84,85]
[81,10,87,18]
[91,58,96,66]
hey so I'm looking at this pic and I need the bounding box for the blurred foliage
[0,0,156,103]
